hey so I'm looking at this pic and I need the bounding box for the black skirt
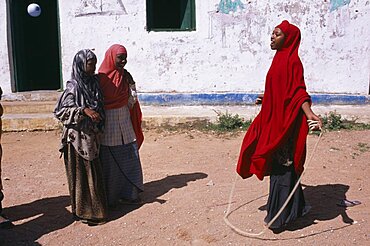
[264,162,309,229]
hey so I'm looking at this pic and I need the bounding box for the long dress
[100,105,144,206]
[237,21,311,229]
[55,80,108,221]
[55,50,108,222]
[264,136,310,229]
[63,143,107,221]
[98,44,144,207]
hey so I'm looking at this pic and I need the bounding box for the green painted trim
[56,0,63,90]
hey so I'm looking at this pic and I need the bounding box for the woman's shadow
[0,195,73,245]
[109,172,208,221]
[259,183,356,234]
[0,172,208,244]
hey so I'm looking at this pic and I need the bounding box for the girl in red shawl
[237,20,321,230]
[98,44,144,207]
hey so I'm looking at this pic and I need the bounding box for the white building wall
[0,2,11,94]
[0,0,369,95]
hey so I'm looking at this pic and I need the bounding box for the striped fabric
[100,105,136,146]
[64,143,108,221]
[100,142,143,206]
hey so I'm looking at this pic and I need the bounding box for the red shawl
[98,44,144,148]
[237,20,311,180]
[98,44,129,110]
[130,101,144,149]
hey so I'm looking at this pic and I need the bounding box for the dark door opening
[7,0,61,92]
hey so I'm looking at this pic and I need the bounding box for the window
[146,0,196,31]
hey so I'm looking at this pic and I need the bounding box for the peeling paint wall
[0,0,369,95]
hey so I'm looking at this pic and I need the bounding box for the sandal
[73,214,88,223]
[336,199,361,207]
[83,219,107,227]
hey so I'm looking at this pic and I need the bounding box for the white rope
[224,124,323,238]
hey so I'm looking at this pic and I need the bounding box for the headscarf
[98,44,129,110]
[55,49,105,130]
[237,20,311,180]
[98,44,144,149]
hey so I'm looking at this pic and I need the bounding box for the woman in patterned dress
[54,49,107,225]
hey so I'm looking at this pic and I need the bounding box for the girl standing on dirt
[98,44,144,207]
[54,49,108,226]
[237,20,321,230]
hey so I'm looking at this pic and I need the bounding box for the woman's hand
[301,102,322,131]
[128,83,138,109]
[83,108,102,123]
[255,94,263,105]
[306,113,322,131]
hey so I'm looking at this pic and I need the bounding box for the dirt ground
[0,129,369,245]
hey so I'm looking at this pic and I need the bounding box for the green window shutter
[180,0,190,29]
[147,0,196,31]
[146,0,153,31]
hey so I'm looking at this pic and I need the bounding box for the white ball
[27,3,41,17]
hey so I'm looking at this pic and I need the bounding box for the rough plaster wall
[58,0,369,94]
[0,1,11,94]
[0,0,369,95]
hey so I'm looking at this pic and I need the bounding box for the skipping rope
[223,120,323,239]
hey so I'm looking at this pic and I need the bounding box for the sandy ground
[0,129,369,245]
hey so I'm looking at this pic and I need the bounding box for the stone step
[2,90,61,102]
[2,101,56,114]
[1,98,59,132]
[2,113,59,132]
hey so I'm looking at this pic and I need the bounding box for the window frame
[146,0,196,32]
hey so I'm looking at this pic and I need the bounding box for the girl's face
[270,28,285,50]
[85,58,97,76]
[115,53,127,70]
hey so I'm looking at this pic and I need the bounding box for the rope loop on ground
[224,129,323,238]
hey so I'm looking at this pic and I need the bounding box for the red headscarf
[236,20,311,180]
[98,44,144,148]
[98,44,129,110]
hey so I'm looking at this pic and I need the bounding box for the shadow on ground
[0,172,208,245]
[259,183,355,235]
[109,172,208,221]
[0,195,72,245]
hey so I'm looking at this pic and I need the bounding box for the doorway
[7,0,61,92]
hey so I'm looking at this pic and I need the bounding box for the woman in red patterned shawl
[237,20,321,230]
[98,44,144,207]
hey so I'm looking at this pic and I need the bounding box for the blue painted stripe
[310,94,368,105]
[138,93,369,105]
